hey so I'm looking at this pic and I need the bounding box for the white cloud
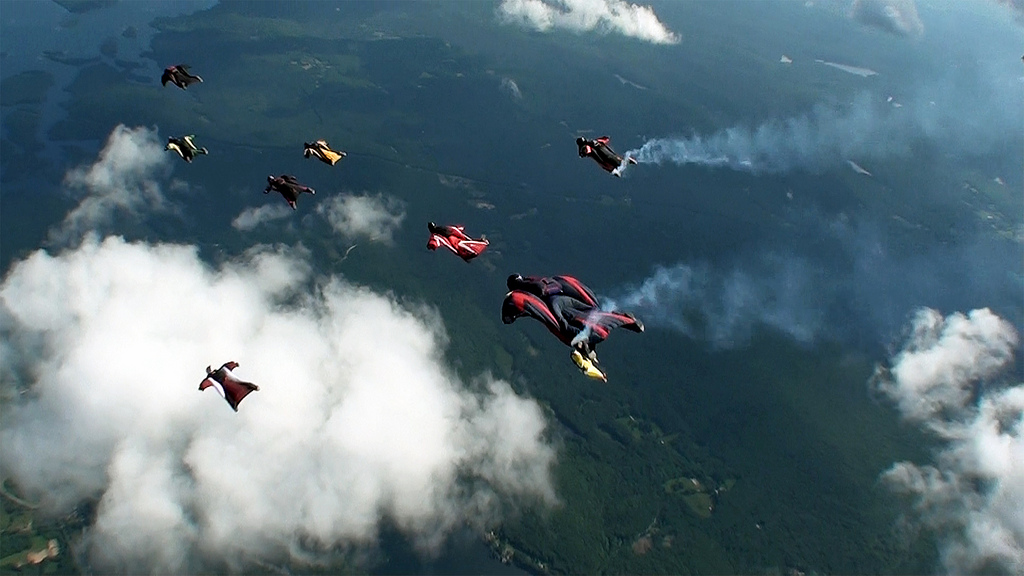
[231,204,294,231]
[315,193,406,245]
[876,308,1019,426]
[498,0,680,45]
[849,0,925,38]
[874,308,1024,574]
[54,124,173,244]
[0,236,557,572]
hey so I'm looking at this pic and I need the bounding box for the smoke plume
[627,63,1022,175]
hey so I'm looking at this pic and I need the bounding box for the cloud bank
[315,193,406,245]
[0,237,557,573]
[873,308,1023,574]
[849,0,925,37]
[1,124,553,572]
[55,124,173,243]
[498,0,680,45]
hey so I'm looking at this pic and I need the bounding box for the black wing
[502,291,571,345]
[554,297,643,348]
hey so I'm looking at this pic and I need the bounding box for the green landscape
[1,1,1020,574]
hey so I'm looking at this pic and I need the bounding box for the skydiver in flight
[577,136,636,177]
[199,361,259,412]
[161,64,203,90]
[303,140,347,166]
[265,174,316,210]
[427,222,489,262]
[501,274,643,381]
[165,135,208,163]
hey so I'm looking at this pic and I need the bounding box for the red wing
[448,226,471,241]
[554,276,600,308]
[501,291,569,344]
[223,361,240,371]
[428,234,459,255]
[455,239,488,260]
[221,375,257,412]
[199,377,220,393]
[596,136,610,145]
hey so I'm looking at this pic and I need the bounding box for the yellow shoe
[571,349,607,381]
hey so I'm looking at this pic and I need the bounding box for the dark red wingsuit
[161,65,203,90]
[501,274,643,351]
[265,174,316,209]
[576,136,637,175]
[426,222,489,262]
[199,362,259,412]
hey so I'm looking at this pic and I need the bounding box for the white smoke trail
[602,256,825,348]
[626,93,907,175]
[627,62,1023,175]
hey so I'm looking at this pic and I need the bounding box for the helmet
[506,274,523,291]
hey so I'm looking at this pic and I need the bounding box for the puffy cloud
[0,236,557,572]
[231,204,293,231]
[54,124,173,244]
[876,308,1019,425]
[848,0,925,37]
[498,0,680,45]
[315,193,406,245]
[874,308,1024,574]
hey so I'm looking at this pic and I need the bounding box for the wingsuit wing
[592,144,623,172]
[320,147,345,165]
[507,274,563,297]
[557,300,644,349]
[166,141,185,160]
[180,74,202,88]
[506,274,600,307]
[455,238,488,261]
[427,233,456,253]
[552,275,600,308]
[502,291,570,344]
[218,373,257,412]
[176,66,202,87]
